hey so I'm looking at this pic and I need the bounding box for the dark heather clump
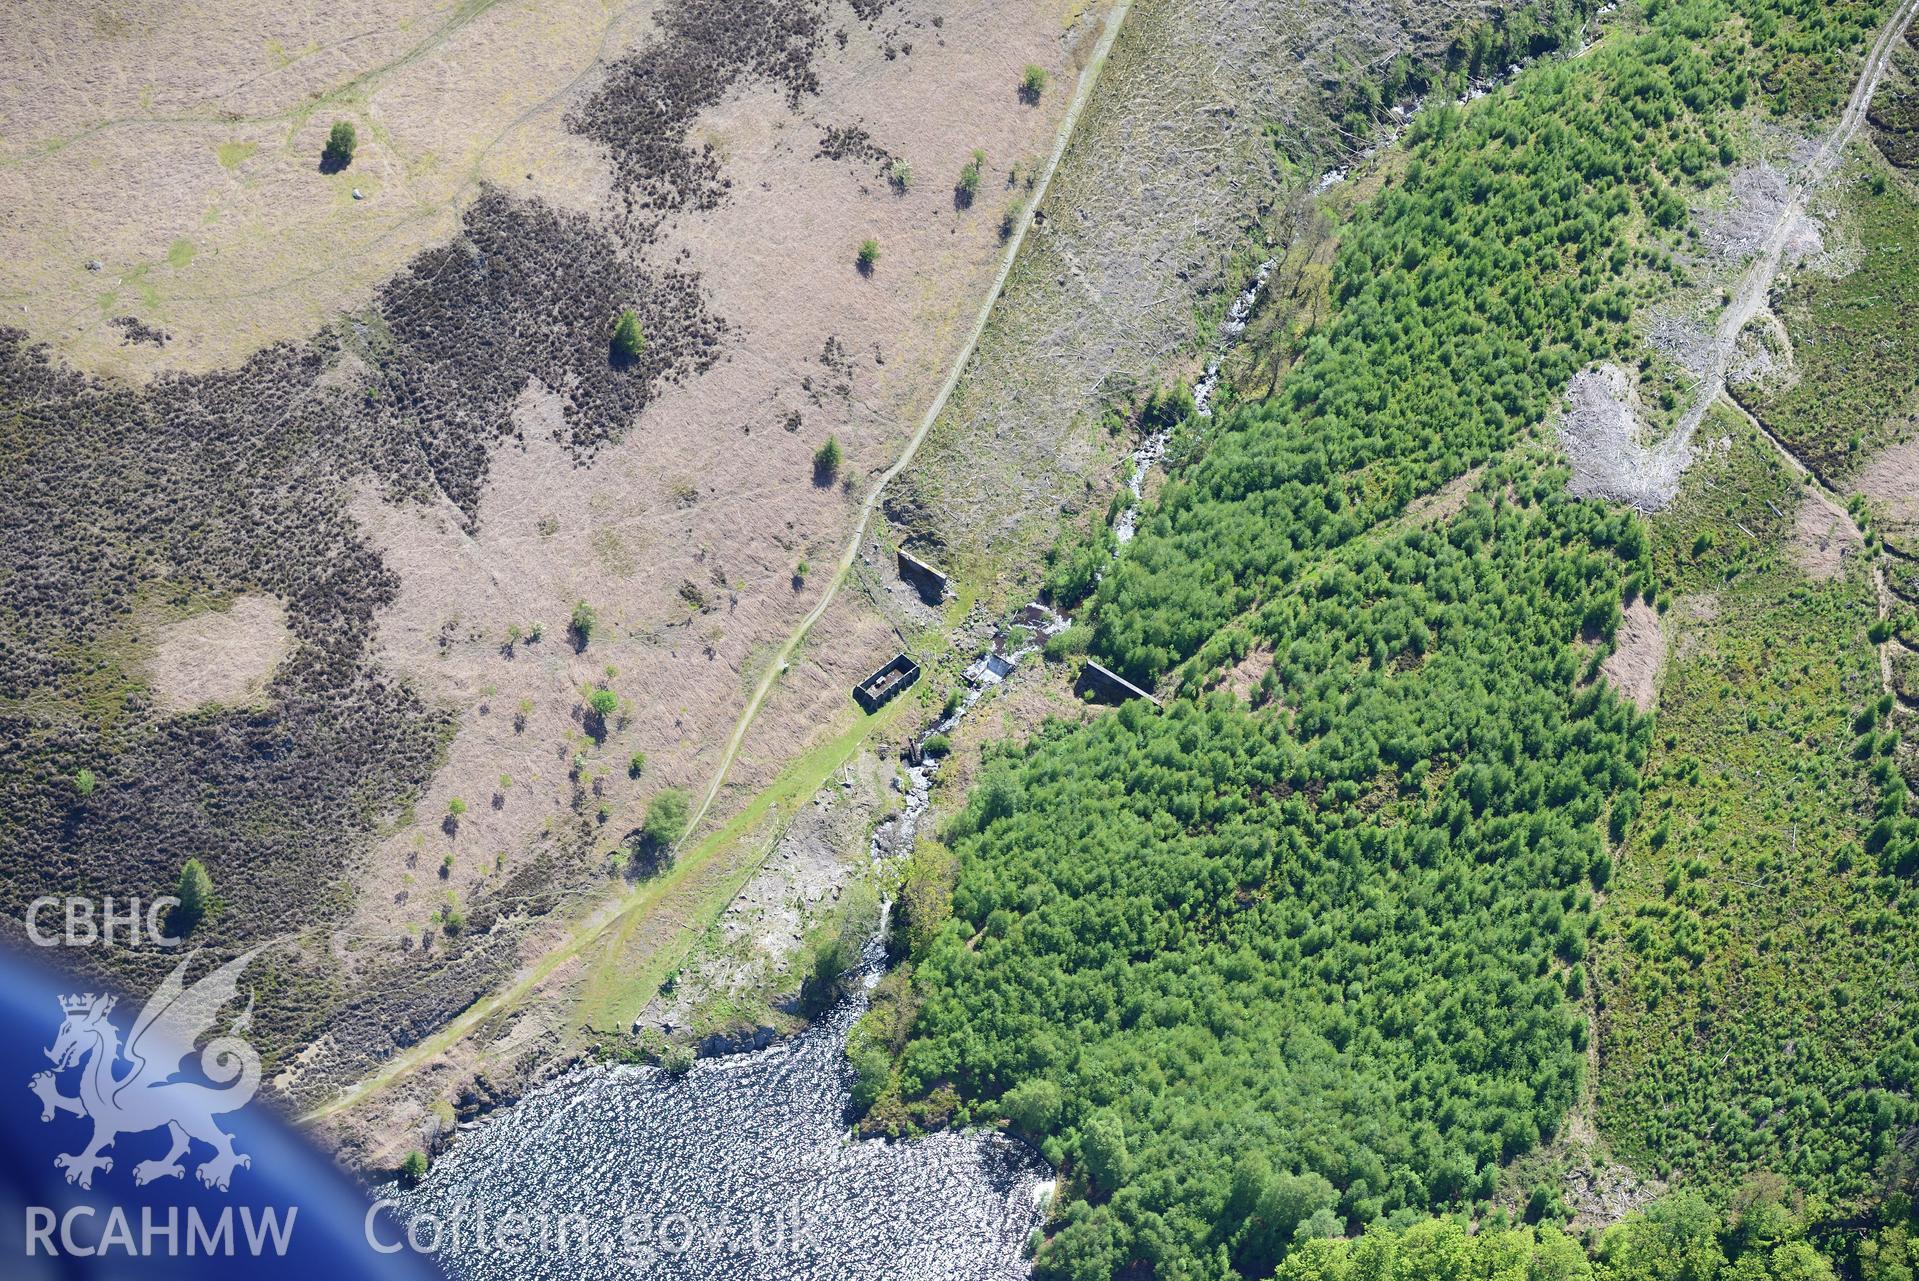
[356,187,724,519]
[111,315,170,347]
[816,124,896,180]
[568,0,894,219]
[0,188,718,1073]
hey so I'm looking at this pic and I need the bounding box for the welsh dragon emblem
[28,948,264,1191]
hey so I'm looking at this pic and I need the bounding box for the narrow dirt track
[300,0,1136,1124]
[676,0,1136,851]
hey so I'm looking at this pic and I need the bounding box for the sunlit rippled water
[377,985,1049,1280]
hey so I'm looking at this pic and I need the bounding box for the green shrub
[1043,626,1091,662]
[321,120,357,171]
[399,1150,428,1187]
[956,150,985,207]
[856,238,880,273]
[643,788,691,849]
[174,858,213,934]
[1003,1078,1062,1134]
[1000,199,1024,241]
[1079,1109,1129,1196]
[1019,64,1048,103]
[807,935,856,1006]
[570,600,597,649]
[851,1045,892,1111]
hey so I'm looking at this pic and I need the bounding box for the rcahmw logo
[21,946,299,1258]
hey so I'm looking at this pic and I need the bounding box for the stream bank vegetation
[853,2,1919,1279]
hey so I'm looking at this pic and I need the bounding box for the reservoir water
[377,974,1049,1280]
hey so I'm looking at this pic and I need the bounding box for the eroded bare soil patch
[1791,489,1865,581]
[1600,598,1666,714]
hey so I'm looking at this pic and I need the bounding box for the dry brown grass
[1852,432,1919,524]
[334,0,1083,950]
[1790,488,1864,580]
[0,0,625,378]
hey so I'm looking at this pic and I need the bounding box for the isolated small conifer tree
[813,436,843,483]
[176,858,213,934]
[610,308,646,364]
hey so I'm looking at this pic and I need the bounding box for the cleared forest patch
[1854,432,1919,525]
[1736,152,1919,480]
[1600,598,1665,714]
[1791,488,1866,580]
